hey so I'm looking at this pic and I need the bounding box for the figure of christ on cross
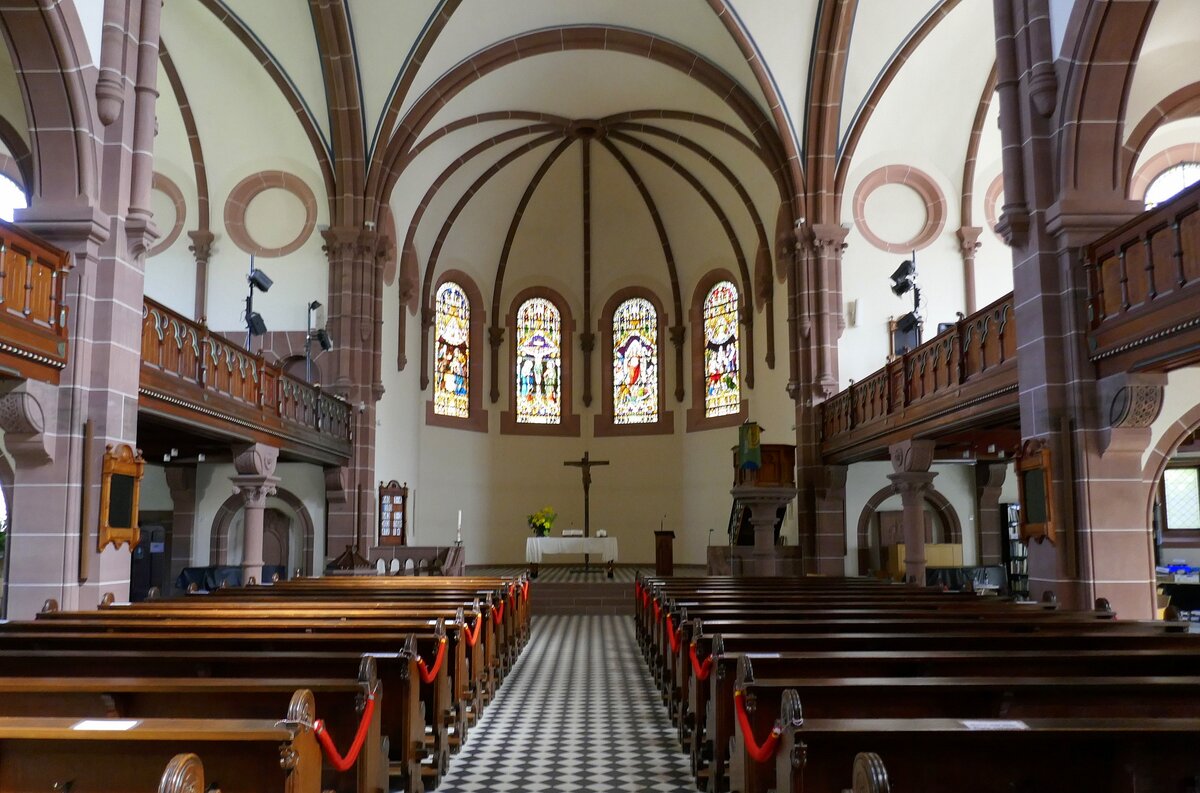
[564,451,610,576]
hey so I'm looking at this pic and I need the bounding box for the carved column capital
[188,229,215,264]
[232,442,279,478]
[956,226,982,256]
[1096,372,1167,457]
[324,466,349,504]
[164,466,197,502]
[810,223,849,254]
[0,382,53,466]
[889,439,936,474]
[887,471,938,497]
[231,475,279,509]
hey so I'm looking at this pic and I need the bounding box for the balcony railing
[1085,179,1200,374]
[0,219,70,383]
[820,292,1017,460]
[140,298,352,462]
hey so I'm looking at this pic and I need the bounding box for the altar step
[530,581,635,615]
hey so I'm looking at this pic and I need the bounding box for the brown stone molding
[1123,82,1200,194]
[983,173,1005,240]
[803,0,857,223]
[594,287,674,437]
[408,111,572,166]
[375,26,793,220]
[148,172,186,257]
[0,382,52,466]
[499,286,580,437]
[705,0,802,215]
[1129,143,1200,203]
[834,0,965,212]
[889,439,936,474]
[310,0,366,227]
[961,63,998,227]
[957,226,982,314]
[975,462,1007,566]
[425,269,488,433]
[855,481,964,569]
[1055,0,1156,197]
[223,171,318,258]
[0,3,99,205]
[208,485,315,575]
[1143,401,1200,530]
[159,42,210,231]
[686,269,748,432]
[194,0,334,200]
[852,165,948,254]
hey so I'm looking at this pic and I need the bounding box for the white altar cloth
[525,536,619,563]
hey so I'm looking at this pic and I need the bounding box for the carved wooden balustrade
[819,293,1019,463]
[0,219,71,383]
[140,298,352,464]
[1085,179,1200,376]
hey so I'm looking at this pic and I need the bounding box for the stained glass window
[515,297,562,424]
[703,280,740,418]
[612,297,659,424]
[433,282,470,418]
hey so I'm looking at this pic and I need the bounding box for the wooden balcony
[0,219,70,383]
[1086,180,1200,377]
[819,293,1019,464]
[139,298,352,465]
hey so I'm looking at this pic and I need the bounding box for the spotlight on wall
[896,311,920,333]
[248,268,273,293]
[247,311,268,336]
[890,260,915,296]
[314,328,333,352]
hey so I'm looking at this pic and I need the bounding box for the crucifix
[564,451,609,573]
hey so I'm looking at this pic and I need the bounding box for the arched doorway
[1144,402,1200,619]
[209,487,316,577]
[855,484,963,576]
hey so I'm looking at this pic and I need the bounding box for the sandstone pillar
[975,462,1008,566]
[231,444,279,585]
[888,440,937,584]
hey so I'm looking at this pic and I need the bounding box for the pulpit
[711,442,803,576]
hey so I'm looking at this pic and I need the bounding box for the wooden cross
[564,451,609,570]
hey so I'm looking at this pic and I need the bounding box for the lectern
[654,530,676,576]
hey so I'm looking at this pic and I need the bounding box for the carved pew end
[851,752,890,793]
[158,753,205,793]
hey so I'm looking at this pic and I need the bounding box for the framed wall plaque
[98,443,146,551]
[1016,439,1055,545]
[379,480,408,546]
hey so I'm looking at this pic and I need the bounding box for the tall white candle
[456,509,462,542]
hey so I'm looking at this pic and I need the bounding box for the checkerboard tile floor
[436,615,695,793]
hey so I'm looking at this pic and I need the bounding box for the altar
[525,536,618,578]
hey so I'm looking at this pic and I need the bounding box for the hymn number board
[379,480,408,546]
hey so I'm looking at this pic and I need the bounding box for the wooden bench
[0,690,324,793]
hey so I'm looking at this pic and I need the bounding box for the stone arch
[855,483,963,573]
[209,486,316,576]
[1142,401,1200,541]
[0,3,98,205]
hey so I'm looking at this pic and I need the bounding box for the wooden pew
[0,690,324,793]
[770,703,1200,793]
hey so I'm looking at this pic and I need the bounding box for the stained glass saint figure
[433,282,470,418]
[612,297,658,424]
[703,280,740,417]
[515,297,562,424]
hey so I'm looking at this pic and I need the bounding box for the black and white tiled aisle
[437,615,695,793]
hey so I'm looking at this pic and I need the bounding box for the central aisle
[439,615,695,792]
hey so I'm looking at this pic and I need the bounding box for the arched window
[612,297,659,424]
[425,270,487,432]
[703,280,740,417]
[1144,162,1200,209]
[596,289,672,436]
[501,287,579,436]
[515,297,562,424]
[0,173,27,222]
[687,272,746,431]
[433,281,470,418]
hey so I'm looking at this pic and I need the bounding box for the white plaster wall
[139,464,173,512]
[190,461,326,572]
[1123,0,1200,140]
[1130,118,1200,200]
[71,0,104,67]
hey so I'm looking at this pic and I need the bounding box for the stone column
[888,440,937,584]
[231,444,279,585]
[975,462,1008,566]
[165,466,197,587]
[957,226,982,314]
[812,465,848,575]
[188,230,214,320]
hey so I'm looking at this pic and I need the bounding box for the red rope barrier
[492,602,505,625]
[689,642,714,681]
[463,617,482,648]
[664,613,681,654]
[733,690,781,764]
[521,580,530,602]
[314,691,377,772]
[417,637,448,684]
[652,600,661,624]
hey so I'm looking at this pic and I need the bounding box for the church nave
[438,615,693,793]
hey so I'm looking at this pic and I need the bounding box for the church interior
[0,0,1199,791]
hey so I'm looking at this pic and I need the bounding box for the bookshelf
[1001,503,1029,599]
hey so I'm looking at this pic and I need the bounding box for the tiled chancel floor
[438,615,694,793]
[466,564,707,583]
